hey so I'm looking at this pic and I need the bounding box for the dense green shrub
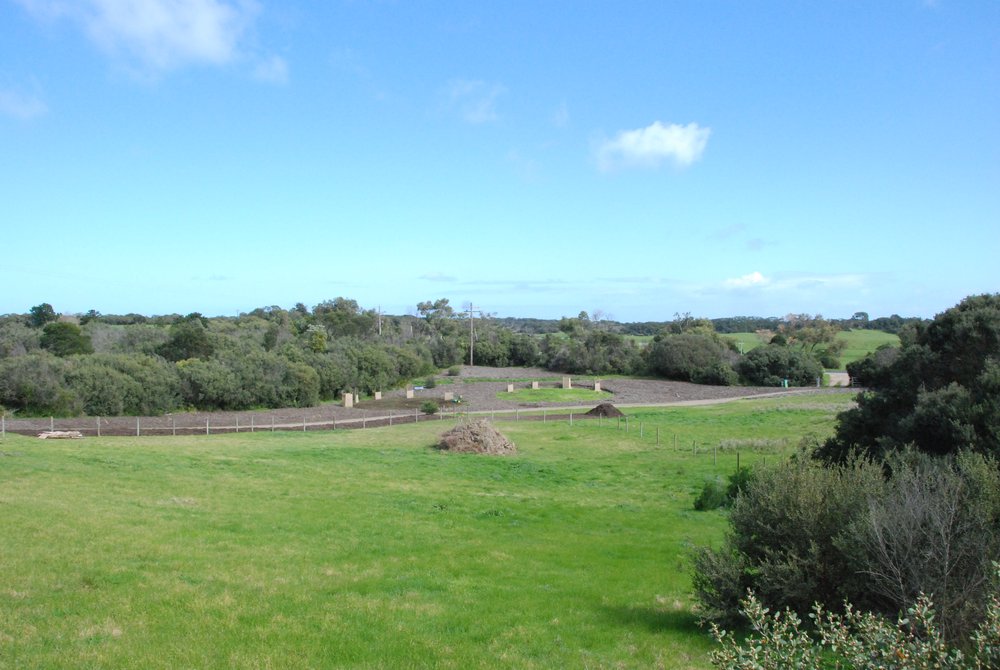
[0,352,77,415]
[156,318,215,362]
[66,358,142,416]
[694,467,755,511]
[176,358,244,410]
[40,322,93,357]
[845,343,899,387]
[693,477,729,511]
[644,333,736,385]
[736,343,823,386]
[420,401,439,415]
[820,293,1000,462]
[693,457,884,624]
[694,452,1000,642]
[0,319,40,358]
[541,330,641,375]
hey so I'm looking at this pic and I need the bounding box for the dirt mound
[437,419,516,455]
[585,403,625,418]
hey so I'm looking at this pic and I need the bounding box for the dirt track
[2,365,849,437]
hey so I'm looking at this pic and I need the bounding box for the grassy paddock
[499,388,613,403]
[0,394,854,668]
[835,329,899,368]
[723,330,898,369]
[720,332,767,353]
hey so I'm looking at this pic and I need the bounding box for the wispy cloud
[0,88,48,119]
[253,54,288,84]
[724,271,769,289]
[14,0,260,72]
[444,78,506,124]
[420,272,457,283]
[718,271,867,293]
[596,121,710,171]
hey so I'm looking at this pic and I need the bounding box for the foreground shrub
[694,452,1000,642]
[693,457,883,623]
[854,451,1000,641]
[710,582,1000,670]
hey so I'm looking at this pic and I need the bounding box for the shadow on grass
[602,603,704,635]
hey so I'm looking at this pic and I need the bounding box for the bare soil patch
[586,403,625,418]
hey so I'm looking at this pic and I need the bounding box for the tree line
[2,299,899,417]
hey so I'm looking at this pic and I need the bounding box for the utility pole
[467,303,482,366]
[377,306,383,336]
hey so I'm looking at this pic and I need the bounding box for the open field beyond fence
[0,393,854,668]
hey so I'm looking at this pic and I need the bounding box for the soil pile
[438,419,516,455]
[585,403,625,418]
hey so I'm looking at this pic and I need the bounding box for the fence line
[1,408,779,471]
[0,408,473,438]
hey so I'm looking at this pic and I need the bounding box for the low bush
[693,451,1000,642]
[693,467,755,512]
[710,580,1000,670]
[420,400,439,415]
[694,477,728,511]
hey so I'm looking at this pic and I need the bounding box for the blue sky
[2,1,997,322]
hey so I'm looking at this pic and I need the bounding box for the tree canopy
[819,293,1000,463]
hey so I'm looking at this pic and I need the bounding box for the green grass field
[720,332,767,354]
[836,329,900,368]
[723,330,899,369]
[0,393,854,668]
[499,388,613,403]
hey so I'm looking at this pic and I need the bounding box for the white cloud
[444,78,505,124]
[597,121,710,171]
[0,89,48,119]
[15,0,259,71]
[724,271,769,289]
[253,54,287,84]
[719,271,868,293]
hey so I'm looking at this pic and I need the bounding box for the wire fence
[3,407,769,466]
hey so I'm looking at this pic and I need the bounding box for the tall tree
[28,303,58,328]
[819,293,1000,462]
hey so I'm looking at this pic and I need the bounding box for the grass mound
[437,419,516,455]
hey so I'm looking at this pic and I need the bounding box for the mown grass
[835,329,899,368]
[0,393,854,668]
[499,388,613,403]
[720,332,768,354]
[723,330,898,370]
